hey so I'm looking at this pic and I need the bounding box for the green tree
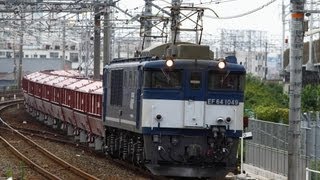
[245,75,320,123]
[301,84,320,111]
[244,74,289,123]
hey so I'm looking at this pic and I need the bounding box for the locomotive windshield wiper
[221,71,230,84]
[161,68,171,83]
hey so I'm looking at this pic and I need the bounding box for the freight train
[22,43,246,178]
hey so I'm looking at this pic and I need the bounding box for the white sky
[201,0,284,35]
[117,0,287,37]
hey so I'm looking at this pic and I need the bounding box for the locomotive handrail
[110,56,159,64]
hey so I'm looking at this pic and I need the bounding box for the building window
[15,52,23,58]
[70,53,78,62]
[6,52,11,58]
[50,52,59,58]
[40,55,46,58]
[110,69,123,106]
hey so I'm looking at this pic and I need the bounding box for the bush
[244,74,289,123]
[254,105,289,124]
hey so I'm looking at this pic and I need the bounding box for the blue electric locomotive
[102,43,246,178]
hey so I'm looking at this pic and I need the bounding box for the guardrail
[0,89,22,101]
[306,167,320,180]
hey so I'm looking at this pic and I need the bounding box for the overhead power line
[205,0,278,19]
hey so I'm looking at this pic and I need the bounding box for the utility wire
[205,0,278,19]
[190,0,241,5]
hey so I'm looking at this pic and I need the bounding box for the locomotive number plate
[207,98,239,105]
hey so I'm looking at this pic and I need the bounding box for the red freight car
[22,70,104,149]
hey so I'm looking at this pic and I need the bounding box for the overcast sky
[117,0,287,36]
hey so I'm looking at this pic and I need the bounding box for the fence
[245,112,320,179]
[306,168,320,180]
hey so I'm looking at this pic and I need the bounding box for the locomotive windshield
[143,69,182,89]
[208,70,245,91]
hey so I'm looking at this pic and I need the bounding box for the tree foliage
[245,75,320,124]
[301,84,320,112]
[244,74,289,123]
[254,105,289,124]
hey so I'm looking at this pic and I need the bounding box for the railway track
[0,101,99,180]
[0,100,168,179]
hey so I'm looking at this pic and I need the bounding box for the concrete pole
[93,5,101,80]
[264,42,268,80]
[62,16,66,70]
[84,30,90,77]
[281,0,285,70]
[306,0,314,71]
[288,1,304,180]
[117,41,120,58]
[17,14,24,90]
[103,1,112,65]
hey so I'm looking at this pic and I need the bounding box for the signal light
[165,59,174,67]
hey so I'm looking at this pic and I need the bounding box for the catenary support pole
[288,0,305,179]
[18,13,24,89]
[103,1,112,66]
[143,0,152,49]
[93,5,101,80]
[62,16,66,70]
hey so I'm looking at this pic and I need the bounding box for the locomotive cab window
[110,69,123,106]
[208,71,245,91]
[144,69,182,89]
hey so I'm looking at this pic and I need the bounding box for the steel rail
[0,101,100,180]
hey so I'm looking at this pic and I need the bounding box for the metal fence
[245,112,320,180]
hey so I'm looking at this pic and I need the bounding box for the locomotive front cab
[141,59,245,130]
[141,57,246,177]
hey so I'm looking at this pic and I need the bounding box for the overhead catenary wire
[204,0,278,19]
[186,0,241,6]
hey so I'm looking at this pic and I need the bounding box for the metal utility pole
[306,0,315,71]
[264,42,268,80]
[103,1,112,66]
[171,0,181,43]
[288,1,305,179]
[93,5,101,80]
[78,28,90,77]
[143,0,152,49]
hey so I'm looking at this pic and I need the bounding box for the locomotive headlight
[218,60,226,69]
[165,59,174,67]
